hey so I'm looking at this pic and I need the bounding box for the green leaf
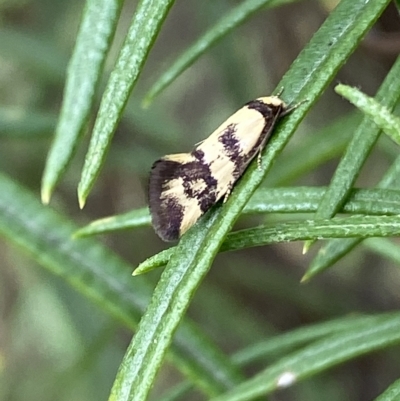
[161,313,389,401]
[77,0,176,207]
[305,122,400,280]
[232,313,383,365]
[74,207,150,237]
[209,313,400,401]
[266,112,362,186]
[374,378,400,401]
[223,215,400,253]
[109,210,237,401]
[247,187,400,215]
[143,0,298,105]
[304,55,400,255]
[305,153,400,279]
[74,187,400,238]
[41,0,124,204]
[335,83,400,145]
[0,172,243,398]
[136,214,400,274]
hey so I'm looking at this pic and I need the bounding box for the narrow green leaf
[0,177,150,325]
[304,55,400,253]
[223,215,400,253]
[266,113,361,186]
[41,0,124,204]
[133,248,172,275]
[109,1,392,400]
[247,187,400,215]
[109,210,243,401]
[210,313,400,401]
[77,0,176,207]
[303,238,361,281]
[232,314,386,366]
[335,84,400,145]
[136,215,400,274]
[305,131,400,280]
[162,313,388,401]
[374,378,400,401]
[143,0,297,105]
[74,207,150,237]
[0,172,242,398]
[75,187,400,238]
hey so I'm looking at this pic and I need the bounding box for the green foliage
[1,1,400,401]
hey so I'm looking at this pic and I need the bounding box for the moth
[149,95,298,241]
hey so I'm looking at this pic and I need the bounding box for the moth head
[256,96,287,108]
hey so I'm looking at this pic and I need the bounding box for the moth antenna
[281,98,308,117]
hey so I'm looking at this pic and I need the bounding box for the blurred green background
[1,0,400,400]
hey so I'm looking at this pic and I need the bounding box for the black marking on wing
[149,159,185,241]
[218,124,240,160]
[218,124,245,179]
[183,150,218,212]
[149,152,219,241]
[217,101,285,179]
[246,99,284,120]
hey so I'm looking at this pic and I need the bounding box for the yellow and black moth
[149,95,296,242]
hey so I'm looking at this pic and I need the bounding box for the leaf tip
[334,83,347,97]
[71,229,81,239]
[41,186,52,205]
[132,264,148,276]
[141,96,152,109]
[78,191,86,209]
[302,239,315,254]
